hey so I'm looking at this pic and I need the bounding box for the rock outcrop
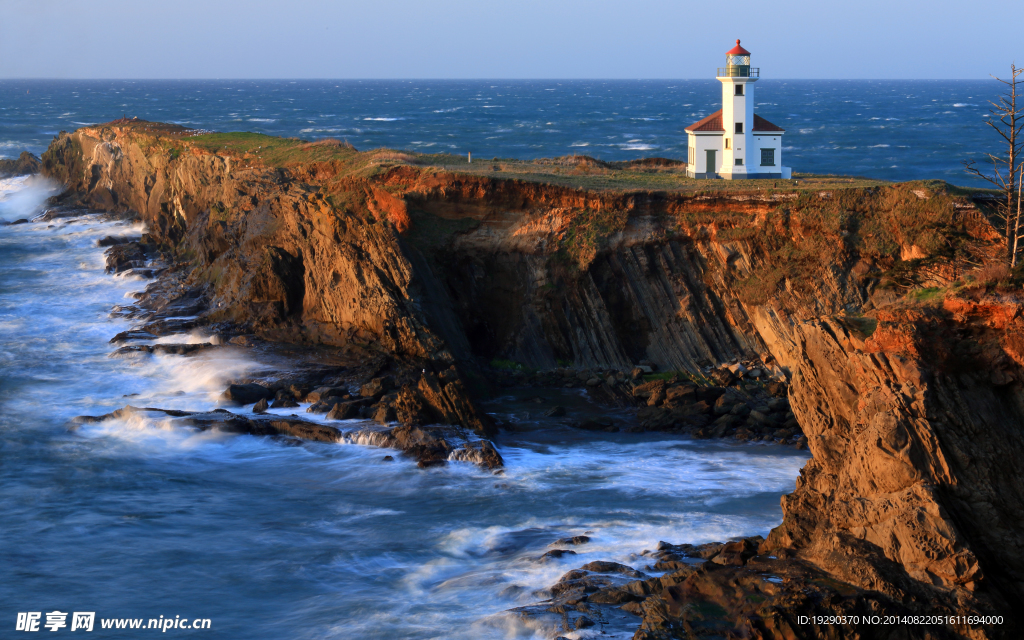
[0,151,41,178]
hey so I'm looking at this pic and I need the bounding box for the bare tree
[964,64,1024,267]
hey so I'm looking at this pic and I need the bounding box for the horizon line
[0,77,995,82]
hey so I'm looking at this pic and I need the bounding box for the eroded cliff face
[42,121,1022,635]
[765,305,1024,612]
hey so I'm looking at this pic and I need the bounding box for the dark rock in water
[110,343,213,357]
[270,395,299,409]
[571,418,617,432]
[252,398,269,414]
[104,241,148,274]
[578,561,647,578]
[382,455,394,462]
[110,345,155,357]
[222,383,273,404]
[574,616,595,630]
[306,399,341,414]
[151,343,214,356]
[306,386,347,403]
[10,218,29,225]
[109,329,157,344]
[326,401,361,420]
[541,549,577,559]
[553,535,591,546]
[543,406,566,417]
[359,376,394,398]
[97,235,140,247]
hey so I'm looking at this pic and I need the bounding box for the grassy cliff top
[82,119,924,195]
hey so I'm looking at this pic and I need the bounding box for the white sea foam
[0,175,60,222]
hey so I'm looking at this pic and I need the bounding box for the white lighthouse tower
[685,40,791,180]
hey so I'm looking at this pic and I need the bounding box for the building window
[735,122,743,134]
[725,138,731,149]
[736,158,743,166]
[735,84,743,96]
[761,148,775,166]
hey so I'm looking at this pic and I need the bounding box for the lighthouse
[685,40,791,180]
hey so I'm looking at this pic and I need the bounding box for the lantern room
[719,40,758,78]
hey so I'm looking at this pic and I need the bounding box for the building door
[706,150,717,177]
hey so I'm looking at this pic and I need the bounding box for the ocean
[0,79,1005,186]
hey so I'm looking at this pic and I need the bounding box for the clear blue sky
[2,0,1021,79]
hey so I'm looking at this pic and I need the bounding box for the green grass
[907,286,945,303]
[188,132,359,168]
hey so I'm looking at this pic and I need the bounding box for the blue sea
[0,79,1004,186]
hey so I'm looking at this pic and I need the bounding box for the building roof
[726,39,751,55]
[685,110,725,132]
[753,114,785,132]
[685,110,786,133]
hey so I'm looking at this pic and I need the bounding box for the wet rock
[326,400,362,420]
[270,396,299,409]
[553,536,591,546]
[381,455,394,462]
[571,418,618,432]
[104,241,148,274]
[359,376,394,398]
[109,329,157,344]
[97,235,140,247]
[542,549,577,560]
[152,343,214,356]
[306,386,347,403]
[578,561,647,578]
[543,406,566,417]
[574,616,594,629]
[710,538,757,566]
[222,383,273,404]
[252,398,269,414]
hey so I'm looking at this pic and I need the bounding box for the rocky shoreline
[41,120,1024,637]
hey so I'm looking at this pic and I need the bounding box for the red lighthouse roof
[726,39,750,55]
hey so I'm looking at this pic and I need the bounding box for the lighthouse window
[736,158,743,166]
[735,122,743,134]
[761,148,776,166]
[735,85,744,96]
[725,138,731,149]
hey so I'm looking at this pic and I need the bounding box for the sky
[1,0,1021,79]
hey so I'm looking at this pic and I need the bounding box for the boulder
[326,401,361,420]
[222,383,273,404]
[360,376,394,398]
[252,398,269,414]
[306,386,347,403]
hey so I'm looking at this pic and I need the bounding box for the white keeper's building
[685,40,791,180]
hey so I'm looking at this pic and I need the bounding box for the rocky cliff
[42,120,1022,637]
